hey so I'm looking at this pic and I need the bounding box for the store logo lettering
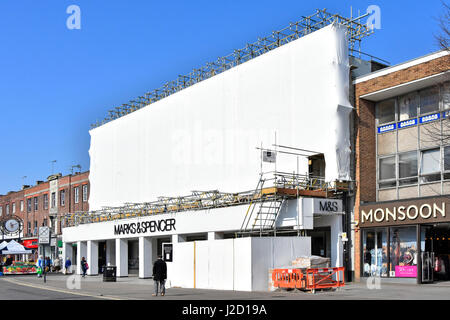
[319,201,339,212]
[114,219,176,235]
[378,124,395,133]
[399,119,417,128]
[361,203,445,223]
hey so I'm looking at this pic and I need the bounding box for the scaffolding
[63,171,349,228]
[90,8,377,129]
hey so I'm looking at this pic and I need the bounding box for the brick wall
[353,54,450,280]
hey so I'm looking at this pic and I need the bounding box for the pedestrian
[64,257,72,275]
[36,256,44,278]
[45,257,52,273]
[80,257,88,277]
[53,257,61,272]
[152,255,167,297]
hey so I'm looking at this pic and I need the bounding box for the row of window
[0,185,88,216]
[377,82,450,125]
[379,146,450,189]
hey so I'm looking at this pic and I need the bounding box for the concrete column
[76,241,87,275]
[208,232,224,241]
[151,238,158,263]
[106,240,116,266]
[139,237,153,279]
[62,243,73,273]
[116,238,128,277]
[87,240,99,276]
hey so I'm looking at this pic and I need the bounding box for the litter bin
[103,266,117,282]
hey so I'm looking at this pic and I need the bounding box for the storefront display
[390,226,417,277]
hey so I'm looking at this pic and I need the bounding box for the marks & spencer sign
[360,198,449,227]
[114,218,176,236]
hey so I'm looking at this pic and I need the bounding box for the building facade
[0,171,90,260]
[354,50,450,283]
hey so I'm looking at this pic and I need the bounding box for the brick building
[0,171,89,259]
[354,50,450,283]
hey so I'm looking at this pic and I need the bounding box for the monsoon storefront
[358,196,450,284]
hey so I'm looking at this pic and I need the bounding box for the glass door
[421,225,434,283]
[363,229,388,277]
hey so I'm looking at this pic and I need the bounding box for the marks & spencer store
[359,197,450,283]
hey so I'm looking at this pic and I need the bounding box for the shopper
[64,257,72,275]
[152,255,167,297]
[53,257,61,272]
[80,257,88,277]
[36,256,44,278]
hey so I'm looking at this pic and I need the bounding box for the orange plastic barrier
[272,267,345,293]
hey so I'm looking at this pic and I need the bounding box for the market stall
[1,240,36,275]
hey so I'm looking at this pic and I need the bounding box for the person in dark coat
[152,255,167,296]
[80,257,88,277]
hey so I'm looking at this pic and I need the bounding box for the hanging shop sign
[360,197,450,227]
[113,218,176,236]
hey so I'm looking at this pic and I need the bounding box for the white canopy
[0,241,8,251]
[1,240,32,255]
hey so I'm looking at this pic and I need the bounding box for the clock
[1,216,23,235]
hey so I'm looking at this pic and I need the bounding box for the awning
[0,240,33,255]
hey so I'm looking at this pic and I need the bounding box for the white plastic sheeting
[89,23,353,210]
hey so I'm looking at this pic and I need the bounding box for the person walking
[36,256,44,278]
[152,255,167,296]
[80,257,88,277]
[64,257,72,275]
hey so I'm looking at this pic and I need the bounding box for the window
[398,92,418,121]
[27,222,31,236]
[33,221,38,235]
[390,227,417,278]
[34,197,38,211]
[43,218,47,227]
[43,194,48,210]
[12,202,16,214]
[60,190,65,206]
[82,185,88,202]
[379,156,396,188]
[74,186,79,204]
[420,148,441,182]
[420,87,439,115]
[443,82,450,110]
[0,206,3,216]
[20,200,24,212]
[377,99,396,124]
[27,198,32,213]
[5,204,9,215]
[51,192,56,208]
[398,151,418,186]
[363,229,388,277]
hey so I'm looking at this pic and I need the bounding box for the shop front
[359,196,450,284]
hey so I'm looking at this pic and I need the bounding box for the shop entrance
[128,240,139,275]
[307,227,331,258]
[422,223,450,283]
[98,241,106,274]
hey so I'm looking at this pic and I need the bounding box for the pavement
[1,273,450,300]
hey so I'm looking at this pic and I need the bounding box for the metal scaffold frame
[63,171,349,228]
[90,8,376,129]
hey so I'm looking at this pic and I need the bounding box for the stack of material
[291,256,331,269]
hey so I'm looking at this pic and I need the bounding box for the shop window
[379,156,396,188]
[390,226,417,278]
[398,92,418,120]
[363,229,388,277]
[420,148,441,183]
[398,151,418,186]
[420,86,439,115]
[377,99,396,124]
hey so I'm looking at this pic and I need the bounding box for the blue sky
[0,0,446,194]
